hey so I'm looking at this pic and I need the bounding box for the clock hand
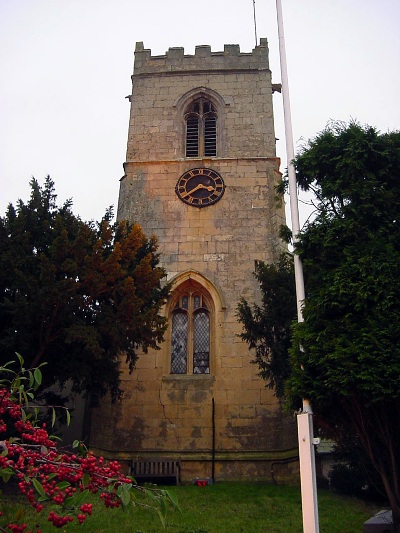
[180,183,215,198]
[180,184,202,198]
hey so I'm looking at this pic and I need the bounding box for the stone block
[363,510,393,532]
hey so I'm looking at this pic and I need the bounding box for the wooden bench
[130,458,181,485]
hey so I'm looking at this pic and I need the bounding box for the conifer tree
[287,122,400,530]
[0,177,170,404]
[240,122,400,531]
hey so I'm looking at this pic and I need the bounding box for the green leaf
[81,472,90,489]
[14,508,25,522]
[165,489,180,510]
[159,495,167,518]
[32,477,47,498]
[156,508,166,528]
[145,488,160,506]
[0,468,14,483]
[22,388,29,406]
[64,489,89,509]
[33,367,42,387]
[56,481,71,491]
[117,483,132,507]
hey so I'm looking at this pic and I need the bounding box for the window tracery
[171,290,211,374]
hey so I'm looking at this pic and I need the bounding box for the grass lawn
[1,482,380,533]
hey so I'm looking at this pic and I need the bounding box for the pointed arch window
[185,97,217,158]
[171,291,210,374]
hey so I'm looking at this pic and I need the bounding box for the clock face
[175,168,225,208]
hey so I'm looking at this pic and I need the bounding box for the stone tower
[89,40,298,482]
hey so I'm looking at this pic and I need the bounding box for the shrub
[0,355,177,532]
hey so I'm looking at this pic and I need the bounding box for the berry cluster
[0,385,144,532]
[7,524,28,533]
[47,512,73,528]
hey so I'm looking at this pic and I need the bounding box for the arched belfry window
[185,97,217,158]
[171,290,211,374]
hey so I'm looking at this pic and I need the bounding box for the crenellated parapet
[133,39,270,76]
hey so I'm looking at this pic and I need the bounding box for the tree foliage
[0,177,170,404]
[285,122,400,531]
[237,254,296,398]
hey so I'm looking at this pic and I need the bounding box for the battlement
[133,39,269,76]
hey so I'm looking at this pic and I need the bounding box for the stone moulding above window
[174,87,230,115]
[169,270,226,311]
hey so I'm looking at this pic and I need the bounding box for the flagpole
[274,1,319,531]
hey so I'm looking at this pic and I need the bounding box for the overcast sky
[1,0,399,227]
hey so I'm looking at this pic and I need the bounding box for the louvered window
[171,292,210,374]
[186,117,199,157]
[185,97,217,158]
[204,116,217,156]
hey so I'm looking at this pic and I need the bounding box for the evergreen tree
[0,177,170,404]
[286,122,400,531]
[239,121,400,529]
[237,254,296,398]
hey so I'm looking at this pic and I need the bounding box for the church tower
[89,40,298,482]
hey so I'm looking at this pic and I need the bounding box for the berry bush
[0,356,177,532]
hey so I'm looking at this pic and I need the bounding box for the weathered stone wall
[89,41,298,483]
[125,40,276,162]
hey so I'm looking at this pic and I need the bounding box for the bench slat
[131,459,181,485]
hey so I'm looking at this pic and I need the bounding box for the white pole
[275,1,319,531]
[275,0,304,317]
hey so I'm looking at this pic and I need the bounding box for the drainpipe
[212,397,215,482]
